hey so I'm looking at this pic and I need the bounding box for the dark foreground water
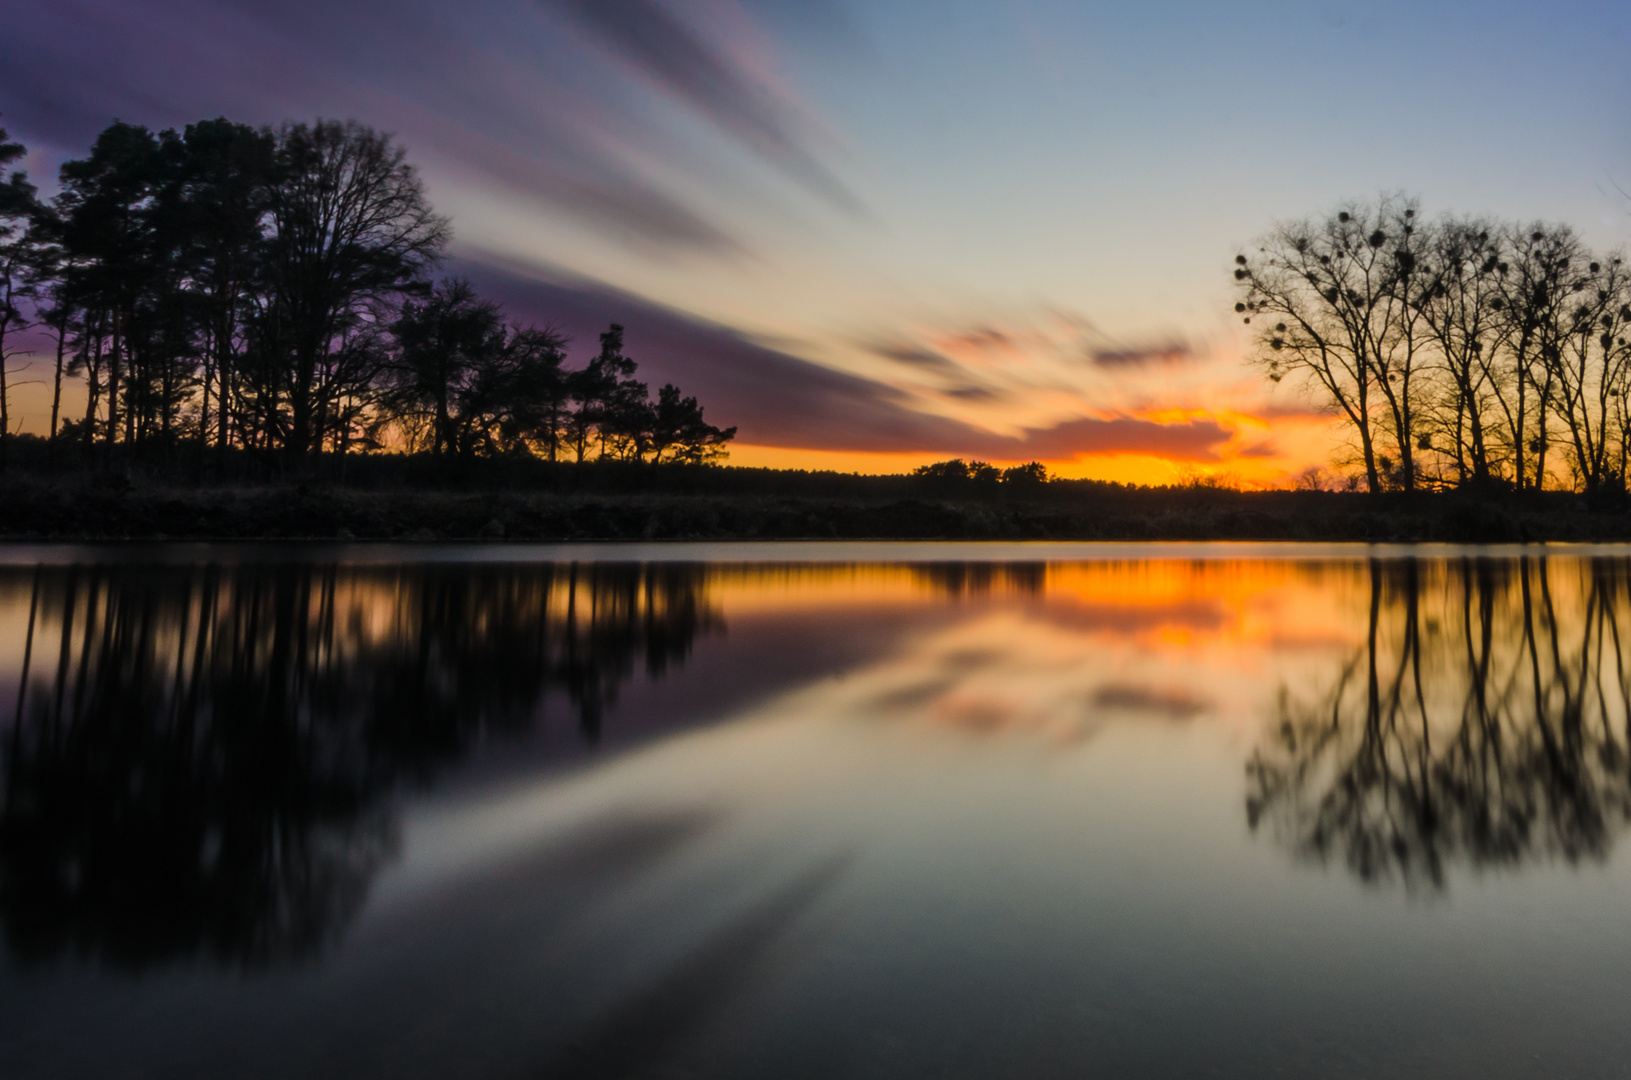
[4,542,1631,1079]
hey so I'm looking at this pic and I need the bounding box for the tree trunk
[0,313,11,474]
[48,320,67,471]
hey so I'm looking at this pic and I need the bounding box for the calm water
[4,542,1631,1078]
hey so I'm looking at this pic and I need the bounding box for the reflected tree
[0,561,718,968]
[912,562,1046,598]
[1247,556,1631,889]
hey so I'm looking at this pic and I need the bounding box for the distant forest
[1237,196,1631,496]
[0,118,735,477]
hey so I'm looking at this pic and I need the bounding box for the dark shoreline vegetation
[3,446,1629,542]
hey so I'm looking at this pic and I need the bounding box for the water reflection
[8,551,1631,968]
[1247,556,1631,889]
[11,550,1631,1077]
[0,561,718,968]
[910,561,1046,597]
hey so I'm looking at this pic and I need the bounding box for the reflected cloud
[539,854,851,1079]
[1091,682,1209,720]
[528,806,725,885]
[839,581,1241,744]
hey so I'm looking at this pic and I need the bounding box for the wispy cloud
[463,258,1236,462]
[1013,415,1231,461]
[0,0,852,252]
[1091,340,1193,369]
[872,343,961,373]
[942,385,1006,402]
[544,0,860,211]
[1091,682,1210,720]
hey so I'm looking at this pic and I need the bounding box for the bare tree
[1485,224,1581,490]
[1548,254,1631,493]
[1418,216,1504,486]
[1235,197,1427,492]
[1241,200,1631,496]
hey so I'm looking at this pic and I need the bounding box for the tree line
[911,458,1049,487]
[0,119,735,476]
[1235,195,1631,495]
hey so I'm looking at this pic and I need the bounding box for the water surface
[3,543,1630,1078]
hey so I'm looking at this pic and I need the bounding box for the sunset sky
[5,0,1630,484]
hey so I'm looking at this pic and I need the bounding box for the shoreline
[5,478,1631,544]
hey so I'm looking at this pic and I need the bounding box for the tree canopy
[0,117,736,476]
[1237,197,1631,495]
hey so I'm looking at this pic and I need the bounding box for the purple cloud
[544,0,859,212]
[0,0,852,252]
[1091,340,1193,368]
[465,259,1233,461]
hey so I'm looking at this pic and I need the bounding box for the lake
[3,542,1631,1078]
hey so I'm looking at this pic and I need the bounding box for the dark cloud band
[467,259,1233,462]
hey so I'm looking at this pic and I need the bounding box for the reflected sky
[4,546,1631,1077]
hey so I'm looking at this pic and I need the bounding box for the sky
[3,0,1630,484]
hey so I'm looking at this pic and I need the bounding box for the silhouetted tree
[565,324,641,461]
[53,122,166,458]
[5,116,736,476]
[1235,197,1429,492]
[649,383,737,464]
[256,120,448,466]
[913,459,974,481]
[911,459,1044,492]
[495,325,571,459]
[0,126,40,471]
[1547,255,1631,493]
[1417,217,1503,486]
[1001,461,1049,487]
[383,278,506,457]
[1242,199,1631,495]
[168,119,277,469]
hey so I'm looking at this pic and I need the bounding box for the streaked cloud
[465,259,1236,462]
[872,344,960,373]
[0,0,854,253]
[544,0,860,212]
[1090,683,1210,720]
[6,0,1567,485]
[941,385,1006,402]
[1091,341,1194,369]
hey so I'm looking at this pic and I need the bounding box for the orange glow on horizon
[5,341,1346,488]
[727,409,1345,489]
